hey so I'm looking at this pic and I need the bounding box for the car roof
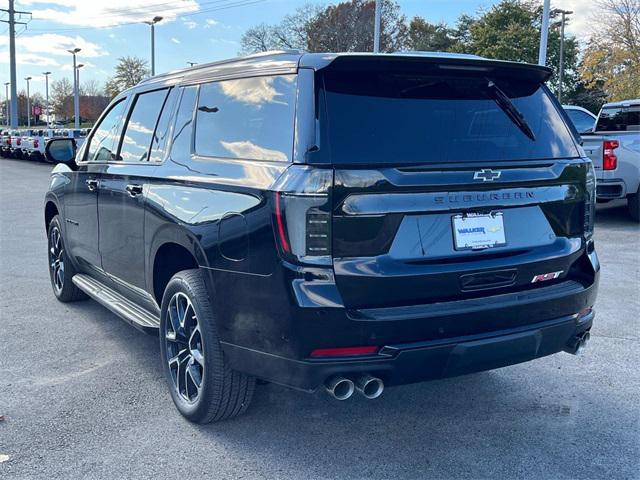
[601,99,640,108]
[135,50,553,92]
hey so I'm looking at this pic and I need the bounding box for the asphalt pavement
[0,158,638,480]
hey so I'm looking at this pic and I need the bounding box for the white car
[562,105,597,134]
[23,129,56,161]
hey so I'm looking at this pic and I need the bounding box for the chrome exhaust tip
[355,374,384,399]
[565,331,591,355]
[575,331,590,355]
[325,376,355,400]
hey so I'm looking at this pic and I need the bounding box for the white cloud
[183,20,198,30]
[25,0,199,28]
[171,37,181,44]
[0,51,60,66]
[4,34,108,58]
[205,19,219,26]
[550,0,602,41]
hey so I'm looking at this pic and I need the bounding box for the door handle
[85,179,99,191]
[126,184,143,197]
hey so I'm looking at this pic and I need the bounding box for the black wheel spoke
[49,226,65,293]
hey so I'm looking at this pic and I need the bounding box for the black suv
[44,52,599,423]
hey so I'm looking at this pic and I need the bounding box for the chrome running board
[72,274,160,333]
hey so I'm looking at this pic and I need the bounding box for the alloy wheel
[49,226,64,293]
[164,292,204,404]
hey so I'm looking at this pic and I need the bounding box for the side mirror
[45,138,77,165]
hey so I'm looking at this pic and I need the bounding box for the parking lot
[0,157,638,479]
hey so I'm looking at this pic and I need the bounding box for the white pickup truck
[582,99,640,221]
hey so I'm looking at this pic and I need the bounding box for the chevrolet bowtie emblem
[473,169,502,182]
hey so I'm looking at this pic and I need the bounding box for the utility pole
[556,9,573,103]
[144,16,163,76]
[25,76,32,128]
[67,48,81,129]
[43,72,51,128]
[1,1,31,128]
[373,0,381,53]
[538,0,551,65]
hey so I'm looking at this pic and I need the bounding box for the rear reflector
[578,307,593,318]
[310,346,379,358]
[603,140,619,170]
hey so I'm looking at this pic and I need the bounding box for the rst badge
[531,271,563,283]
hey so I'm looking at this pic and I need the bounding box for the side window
[118,89,168,162]
[149,87,180,163]
[194,75,296,161]
[86,100,127,162]
[169,86,198,159]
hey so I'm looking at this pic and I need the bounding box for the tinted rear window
[320,71,579,164]
[595,106,640,132]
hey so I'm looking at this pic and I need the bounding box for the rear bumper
[596,179,626,199]
[222,309,594,391]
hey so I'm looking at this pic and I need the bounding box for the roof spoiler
[308,53,552,83]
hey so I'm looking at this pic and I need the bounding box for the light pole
[3,82,9,127]
[144,16,163,76]
[556,9,573,103]
[42,71,51,128]
[67,47,81,129]
[25,76,32,128]
[373,0,381,53]
[538,0,551,65]
[75,64,84,128]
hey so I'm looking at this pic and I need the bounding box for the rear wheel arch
[45,201,59,232]
[151,241,202,306]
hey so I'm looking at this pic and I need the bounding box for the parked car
[0,129,11,157]
[563,105,597,134]
[23,129,55,161]
[9,129,26,159]
[43,52,599,423]
[581,99,640,220]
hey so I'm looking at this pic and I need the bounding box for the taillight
[272,166,333,266]
[33,139,39,148]
[603,140,619,170]
[584,162,596,240]
[16,138,21,146]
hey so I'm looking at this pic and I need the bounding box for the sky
[1,0,600,96]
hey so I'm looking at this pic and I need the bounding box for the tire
[628,187,640,222]
[159,269,255,423]
[47,215,87,302]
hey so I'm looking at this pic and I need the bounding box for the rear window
[320,71,579,165]
[595,105,640,132]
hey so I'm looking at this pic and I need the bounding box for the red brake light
[310,346,379,358]
[603,140,619,170]
[274,192,291,254]
[33,139,39,148]
[16,138,21,145]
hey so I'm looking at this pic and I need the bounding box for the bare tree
[105,56,150,98]
[80,79,104,97]
[50,77,74,120]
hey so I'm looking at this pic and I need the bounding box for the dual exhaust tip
[565,330,591,355]
[325,374,384,401]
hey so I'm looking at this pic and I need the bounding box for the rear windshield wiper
[486,80,536,141]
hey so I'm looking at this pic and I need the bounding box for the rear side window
[86,99,127,162]
[320,71,580,165]
[566,109,595,133]
[194,75,296,161]
[118,88,168,162]
[169,86,198,159]
[149,88,180,163]
[596,106,640,132]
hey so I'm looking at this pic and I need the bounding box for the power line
[26,0,264,33]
